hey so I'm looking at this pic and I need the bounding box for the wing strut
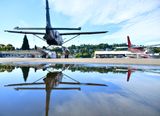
[33,34,46,42]
[63,34,80,44]
[63,73,80,83]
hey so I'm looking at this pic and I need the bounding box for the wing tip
[14,26,19,30]
[4,30,8,32]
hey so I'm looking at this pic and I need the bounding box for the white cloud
[49,0,160,45]
[103,8,160,45]
[50,0,160,26]
[52,92,160,116]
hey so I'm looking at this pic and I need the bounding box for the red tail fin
[127,36,131,48]
[127,68,131,82]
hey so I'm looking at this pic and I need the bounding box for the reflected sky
[0,64,160,116]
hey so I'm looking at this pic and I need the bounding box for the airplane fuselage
[128,47,145,53]
[43,28,63,46]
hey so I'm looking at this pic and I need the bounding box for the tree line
[0,44,15,51]
[0,35,30,51]
[67,43,128,58]
[1,35,160,58]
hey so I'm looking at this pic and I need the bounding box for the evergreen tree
[21,35,30,50]
[21,67,30,82]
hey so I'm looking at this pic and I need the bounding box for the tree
[152,47,160,53]
[21,67,30,82]
[0,44,5,51]
[6,44,15,51]
[21,35,30,50]
[0,44,15,51]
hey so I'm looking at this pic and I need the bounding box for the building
[94,51,139,58]
[0,50,42,58]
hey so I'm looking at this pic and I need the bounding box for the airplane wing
[5,30,108,35]
[60,31,108,35]
[5,82,107,87]
[4,30,45,35]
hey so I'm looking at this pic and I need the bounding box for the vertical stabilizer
[46,0,51,27]
[127,68,131,82]
[127,36,131,48]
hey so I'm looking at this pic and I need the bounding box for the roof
[0,50,41,55]
[94,50,136,55]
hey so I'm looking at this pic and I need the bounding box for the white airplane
[5,0,108,47]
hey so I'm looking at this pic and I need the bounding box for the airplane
[127,36,146,53]
[5,65,107,116]
[127,36,150,58]
[4,0,108,47]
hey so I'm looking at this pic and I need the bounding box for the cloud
[50,0,160,26]
[93,0,160,25]
[51,92,159,116]
[103,8,160,45]
[49,0,160,45]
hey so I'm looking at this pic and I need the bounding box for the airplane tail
[127,36,132,48]
[127,68,131,82]
[46,0,51,28]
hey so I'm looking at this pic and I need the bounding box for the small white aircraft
[5,0,108,47]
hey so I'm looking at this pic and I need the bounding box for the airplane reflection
[115,67,136,82]
[127,67,137,82]
[127,68,132,82]
[5,66,107,116]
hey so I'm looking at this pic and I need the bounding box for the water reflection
[0,64,160,116]
[1,63,154,82]
[4,64,107,116]
[21,67,30,82]
[0,65,15,72]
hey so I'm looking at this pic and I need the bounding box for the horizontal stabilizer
[15,87,81,90]
[4,30,45,35]
[60,31,108,35]
[14,26,81,30]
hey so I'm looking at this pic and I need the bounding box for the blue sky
[0,0,160,48]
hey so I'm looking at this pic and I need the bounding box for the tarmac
[0,58,160,66]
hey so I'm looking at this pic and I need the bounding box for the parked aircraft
[127,36,150,58]
[5,0,108,47]
[127,36,146,53]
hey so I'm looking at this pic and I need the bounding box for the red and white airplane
[127,36,150,58]
[127,36,146,53]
